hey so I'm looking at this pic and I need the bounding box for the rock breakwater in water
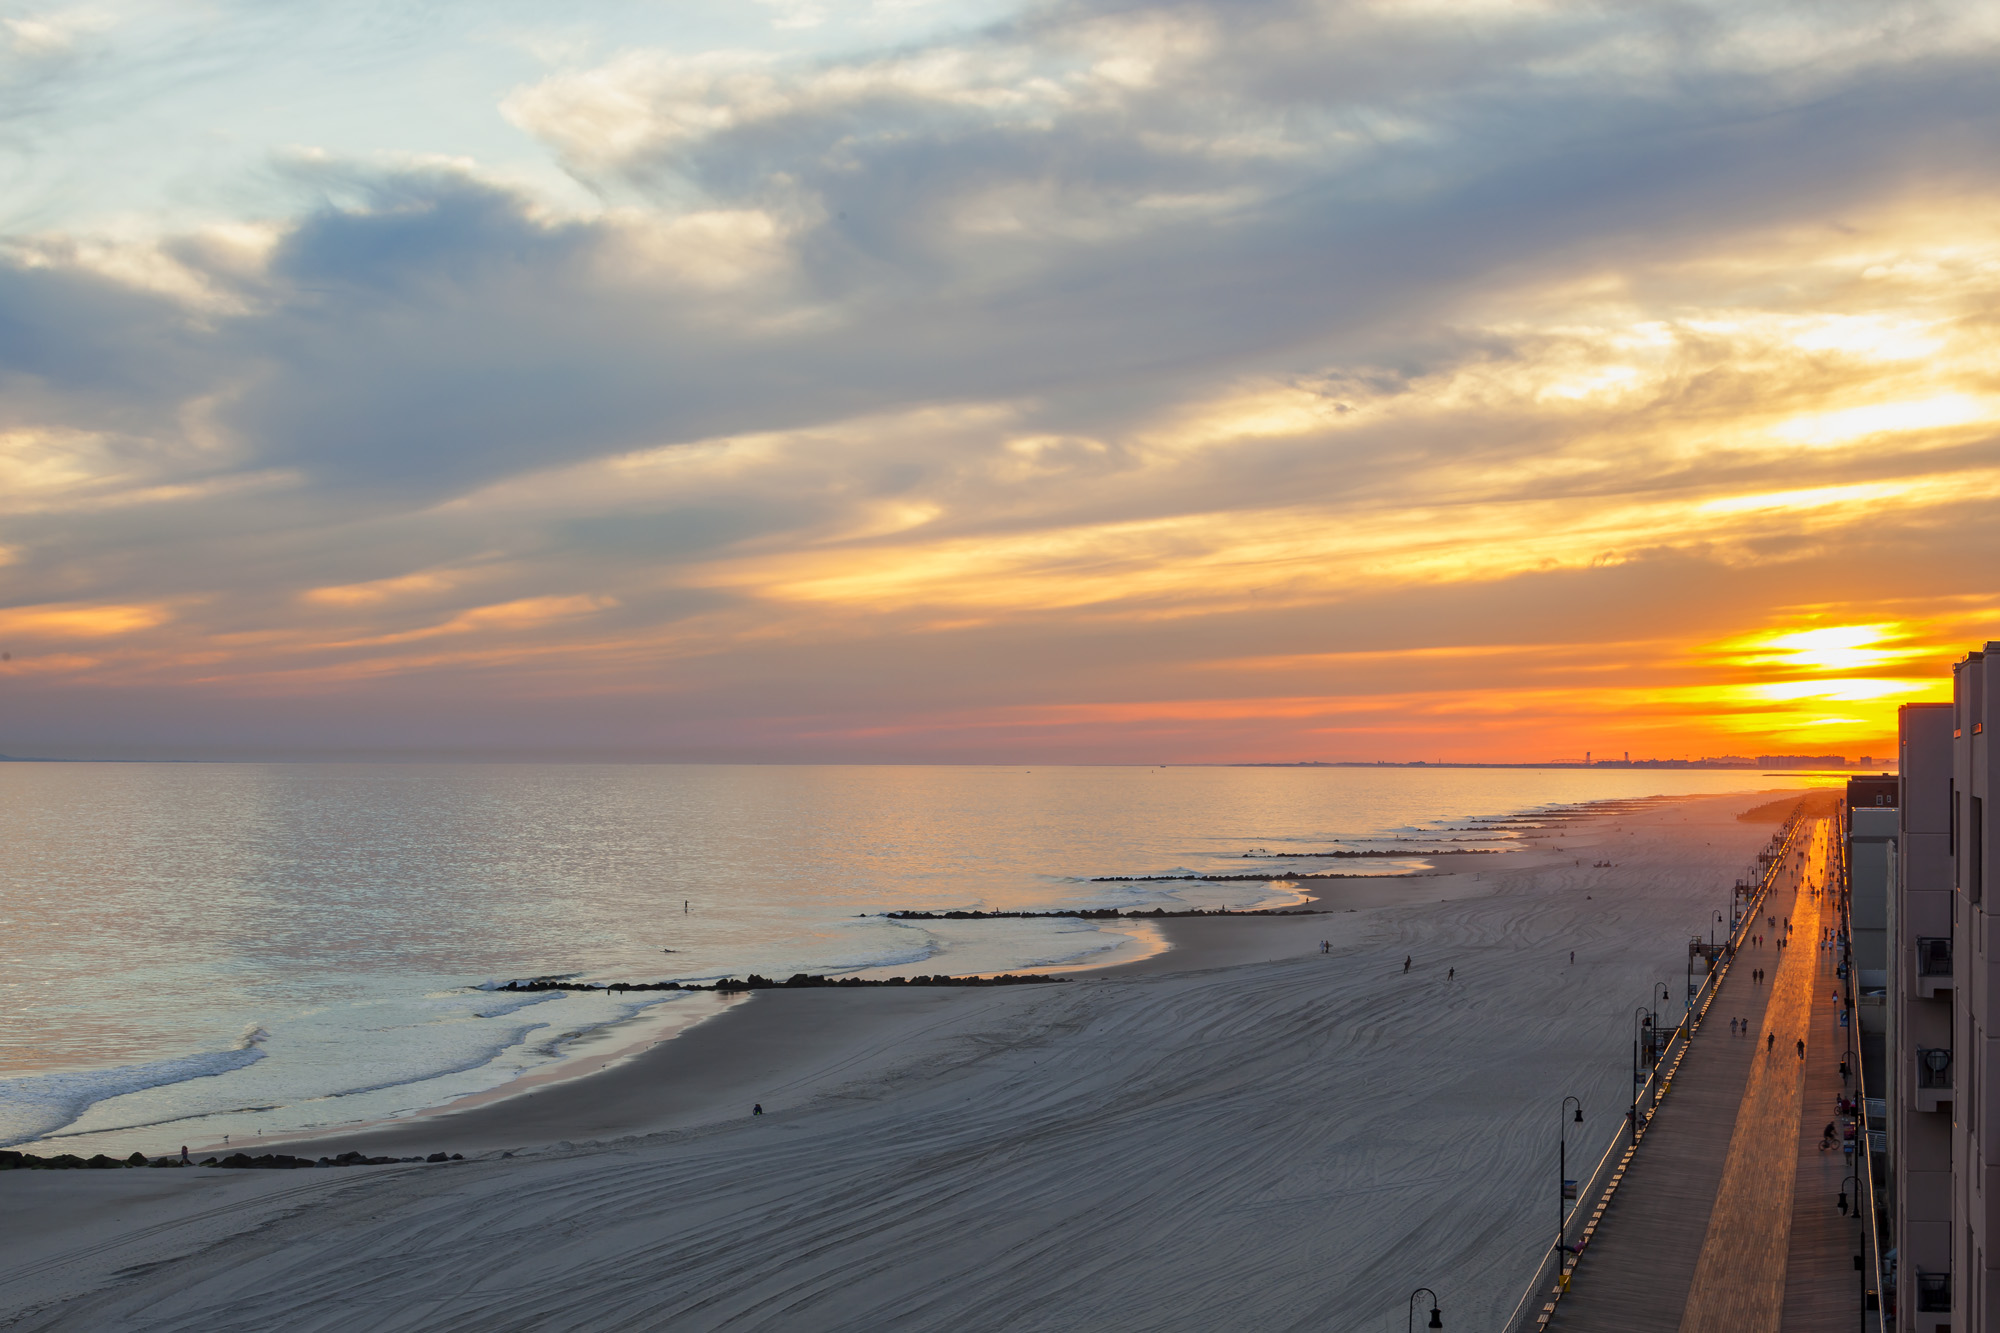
[1088,871,1427,883]
[1242,848,1500,858]
[1,1148,464,1170]
[493,972,1069,995]
[885,906,1329,920]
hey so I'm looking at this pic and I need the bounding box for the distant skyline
[1,0,1996,762]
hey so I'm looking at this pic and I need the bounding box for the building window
[1976,797,1986,907]
[1918,1047,1953,1089]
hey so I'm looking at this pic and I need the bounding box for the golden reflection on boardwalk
[1678,858,1820,1332]
[1781,875,1864,1333]
[1552,812,1842,1333]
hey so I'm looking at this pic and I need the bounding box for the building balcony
[1918,1048,1951,1087]
[1916,1270,1951,1313]
[1917,1047,1953,1112]
[1917,936,1953,996]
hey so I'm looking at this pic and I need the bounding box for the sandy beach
[0,788,1809,1332]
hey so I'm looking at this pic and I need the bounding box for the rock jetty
[0,1149,465,1170]
[494,972,1067,994]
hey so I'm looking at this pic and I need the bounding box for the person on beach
[180,1145,190,1164]
[753,1103,763,1116]
[1570,951,1574,964]
[1797,1037,1806,1060]
[1767,1032,1775,1051]
[1447,967,1454,979]
[1403,955,1411,973]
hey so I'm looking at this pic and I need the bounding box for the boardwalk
[1551,812,1846,1332]
[1781,887,1864,1333]
[1679,862,1819,1332]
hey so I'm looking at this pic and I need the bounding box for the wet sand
[0,788,1810,1332]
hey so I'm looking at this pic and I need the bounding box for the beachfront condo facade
[1895,646,2000,1331]
[1887,647,2000,1333]
[1950,646,1999,1333]
[1893,701,1954,1330]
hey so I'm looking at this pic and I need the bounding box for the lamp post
[1407,1287,1443,1331]
[1848,1170,1866,1333]
[1559,1097,1583,1254]
[1655,980,1680,1053]
[1839,1173,1859,1215]
[1631,1006,1654,1145]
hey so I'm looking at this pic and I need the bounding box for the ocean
[0,762,1786,1154]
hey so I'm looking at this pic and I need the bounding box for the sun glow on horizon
[1,7,1997,762]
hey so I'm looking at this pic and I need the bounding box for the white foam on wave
[21,989,707,1152]
[0,1026,269,1148]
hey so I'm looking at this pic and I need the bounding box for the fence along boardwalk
[1549,856,1811,1331]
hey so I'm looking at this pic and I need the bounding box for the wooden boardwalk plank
[1548,879,1797,1333]
[1551,815,1844,1333]
[1677,841,1823,1333]
[1781,875,1866,1333]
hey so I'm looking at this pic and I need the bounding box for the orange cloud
[0,602,172,639]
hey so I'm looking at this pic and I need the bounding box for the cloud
[1,0,1998,758]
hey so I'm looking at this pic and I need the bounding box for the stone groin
[0,1148,465,1171]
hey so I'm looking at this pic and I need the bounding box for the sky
[0,0,1997,763]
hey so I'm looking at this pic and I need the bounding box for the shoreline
[0,786,1814,1332]
[5,787,1777,1165]
[1,787,1811,1330]
[231,789,1773,1161]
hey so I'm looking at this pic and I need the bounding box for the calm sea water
[0,763,1780,1153]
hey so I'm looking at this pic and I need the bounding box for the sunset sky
[1,0,1995,762]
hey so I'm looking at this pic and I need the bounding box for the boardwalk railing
[1837,804,1891,1333]
[1498,803,1811,1333]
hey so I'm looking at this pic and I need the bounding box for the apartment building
[1952,645,1998,1331]
[1893,702,1953,1330]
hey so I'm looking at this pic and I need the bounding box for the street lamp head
[1573,1104,1583,1123]
[1429,1307,1443,1329]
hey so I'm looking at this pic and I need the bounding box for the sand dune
[0,790,1802,1332]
